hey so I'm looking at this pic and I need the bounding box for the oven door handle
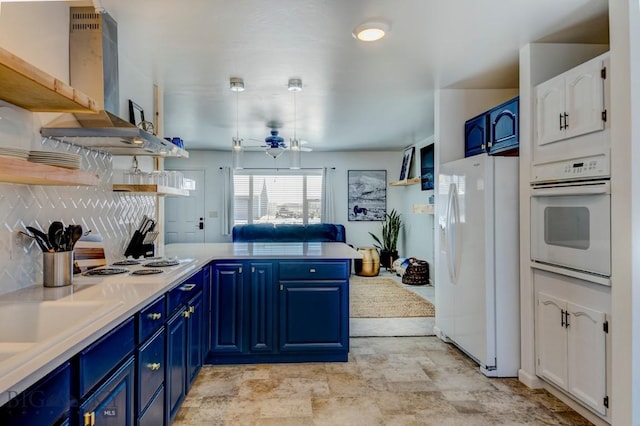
[531,182,610,197]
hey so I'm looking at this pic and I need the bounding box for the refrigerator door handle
[447,183,459,283]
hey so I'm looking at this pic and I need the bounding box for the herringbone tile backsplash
[0,138,156,295]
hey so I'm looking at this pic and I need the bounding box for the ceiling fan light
[265,146,284,159]
[230,77,245,92]
[352,21,390,42]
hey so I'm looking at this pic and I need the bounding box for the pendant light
[230,77,244,169]
[288,78,302,169]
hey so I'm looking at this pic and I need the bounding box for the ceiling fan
[244,127,312,159]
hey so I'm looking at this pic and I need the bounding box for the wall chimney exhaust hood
[40,7,188,158]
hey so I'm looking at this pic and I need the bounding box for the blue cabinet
[0,362,71,426]
[278,260,349,358]
[210,263,245,354]
[249,262,275,353]
[166,269,205,423]
[464,96,519,157]
[78,356,135,426]
[208,259,349,364]
[488,97,519,155]
[186,290,204,390]
[166,305,187,422]
[464,113,488,157]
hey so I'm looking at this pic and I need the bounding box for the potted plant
[369,209,403,269]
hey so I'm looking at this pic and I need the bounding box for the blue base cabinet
[208,259,349,364]
[78,357,135,426]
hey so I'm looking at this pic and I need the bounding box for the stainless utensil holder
[43,251,73,287]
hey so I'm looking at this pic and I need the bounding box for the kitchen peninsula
[0,241,360,425]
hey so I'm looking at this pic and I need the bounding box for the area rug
[349,276,435,318]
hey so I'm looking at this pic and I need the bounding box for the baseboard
[518,369,544,388]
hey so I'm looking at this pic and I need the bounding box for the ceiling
[100,0,609,152]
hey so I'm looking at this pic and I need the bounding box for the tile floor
[176,270,592,425]
[176,336,592,425]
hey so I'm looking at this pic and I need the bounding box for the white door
[536,292,568,390]
[165,169,206,243]
[535,76,566,146]
[564,58,605,140]
[450,156,489,367]
[567,302,607,415]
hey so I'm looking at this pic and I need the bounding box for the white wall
[165,148,436,270]
[609,1,640,424]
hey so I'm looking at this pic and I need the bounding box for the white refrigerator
[435,154,520,377]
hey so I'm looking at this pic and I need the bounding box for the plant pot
[379,250,398,269]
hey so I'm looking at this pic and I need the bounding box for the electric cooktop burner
[112,259,141,266]
[83,267,130,276]
[143,259,180,268]
[131,269,164,275]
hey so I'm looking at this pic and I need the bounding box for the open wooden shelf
[0,47,99,113]
[389,177,421,186]
[112,184,189,196]
[0,157,99,186]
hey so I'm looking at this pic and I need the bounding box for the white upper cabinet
[535,54,606,147]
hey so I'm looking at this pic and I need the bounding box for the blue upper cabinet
[488,96,519,155]
[465,96,519,157]
[464,113,488,157]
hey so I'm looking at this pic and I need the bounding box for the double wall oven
[531,150,611,286]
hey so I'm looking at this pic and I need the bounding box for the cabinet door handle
[564,311,570,328]
[147,312,162,320]
[147,362,161,371]
[180,284,196,292]
[561,309,565,327]
[481,143,486,150]
[559,113,563,130]
[183,310,191,318]
[487,141,492,148]
[188,306,195,314]
[84,412,95,426]
[564,112,569,129]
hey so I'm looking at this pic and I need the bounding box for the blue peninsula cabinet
[207,259,349,364]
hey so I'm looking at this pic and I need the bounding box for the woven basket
[401,258,430,285]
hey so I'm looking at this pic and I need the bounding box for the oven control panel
[531,154,609,183]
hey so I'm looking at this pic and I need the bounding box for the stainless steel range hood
[41,7,188,158]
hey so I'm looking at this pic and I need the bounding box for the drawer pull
[84,412,95,426]
[309,268,316,273]
[147,362,161,371]
[147,312,162,320]
[179,283,196,292]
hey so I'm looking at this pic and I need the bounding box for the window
[233,169,323,225]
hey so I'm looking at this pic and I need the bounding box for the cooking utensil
[26,226,52,252]
[21,230,49,252]
[70,225,83,250]
[48,221,63,251]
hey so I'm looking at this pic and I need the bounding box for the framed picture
[348,170,386,221]
[399,146,415,180]
[128,100,145,126]
[420,144,434,190]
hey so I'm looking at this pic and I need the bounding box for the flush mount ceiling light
[352,20,390,42]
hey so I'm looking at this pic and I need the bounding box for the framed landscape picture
[420,144,434,190]
[348,170,386,221]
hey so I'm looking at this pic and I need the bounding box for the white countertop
[0,242,360,405]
